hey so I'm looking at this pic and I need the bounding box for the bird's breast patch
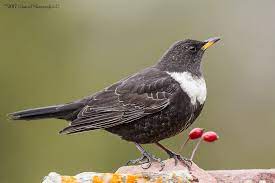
[166,71,207,105]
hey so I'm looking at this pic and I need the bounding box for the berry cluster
[180,128,219,161]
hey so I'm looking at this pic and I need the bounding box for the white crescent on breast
[166,71,207,105]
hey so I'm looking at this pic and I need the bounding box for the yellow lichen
[61,176,77,183]
[126,175,137,183]
[111,174,122,183]
[155,177,163,183]
[93,175,103,183]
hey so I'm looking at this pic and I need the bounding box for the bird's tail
[8,103,81,121]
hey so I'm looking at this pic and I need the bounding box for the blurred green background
[1,0,275,182]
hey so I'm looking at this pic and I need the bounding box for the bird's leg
[155,142,192,169]
[127,143,165,170]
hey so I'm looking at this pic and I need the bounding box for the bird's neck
[155,62,203,77]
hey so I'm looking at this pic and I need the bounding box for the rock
[42,159,275,183]
[208,169,275,183]
[116,158,217,182]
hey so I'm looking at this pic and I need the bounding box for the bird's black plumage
[9,37,220,168]
[59,67,203,144]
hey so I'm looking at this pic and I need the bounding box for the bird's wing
[60,67,178,134]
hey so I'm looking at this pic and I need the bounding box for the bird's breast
[166,71,207,105]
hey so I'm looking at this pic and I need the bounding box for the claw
[141,161,151,169]
[126,155,147,165]
[169,153,192,169]
[155,142,192,170]
[159,160,165,171]
[127,151,164,171]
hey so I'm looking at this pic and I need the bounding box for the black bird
[9,37,220,169]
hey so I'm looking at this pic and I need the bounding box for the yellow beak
[202,37,220,50]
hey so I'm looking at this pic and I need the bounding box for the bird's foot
[167,151,192,169]
[127,151,165,171]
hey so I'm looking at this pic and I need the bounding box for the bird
[9,37,220,169]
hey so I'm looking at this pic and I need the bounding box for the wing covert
[60,68,178,134]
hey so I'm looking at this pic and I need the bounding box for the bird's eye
[189,46,197,52]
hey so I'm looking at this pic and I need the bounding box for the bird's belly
[107,103,201,144]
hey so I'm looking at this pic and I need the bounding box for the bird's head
[156,37,220,76]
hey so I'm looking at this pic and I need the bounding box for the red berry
[189,128,204,140]
[202,131,219,142]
